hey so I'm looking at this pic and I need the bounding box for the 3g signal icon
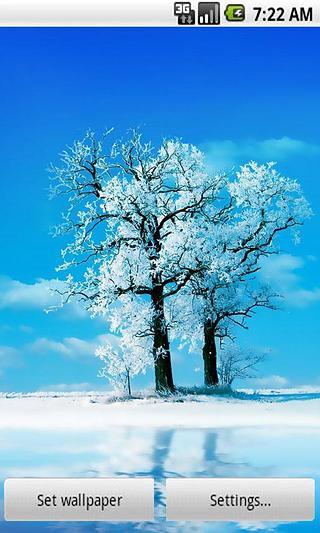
[174,2,195,24]
[174,2,192,15]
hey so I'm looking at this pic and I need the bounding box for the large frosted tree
[51,130,224,392]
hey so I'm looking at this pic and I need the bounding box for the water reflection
[0,426,319,532]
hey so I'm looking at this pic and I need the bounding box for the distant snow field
[0,388,319,430]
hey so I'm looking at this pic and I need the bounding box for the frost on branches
[170,281,279,386]
[50,130,311,393]
[218,341,266,387]
[96,296,152,395]
[50,130,224,392]
[170,161,312,386]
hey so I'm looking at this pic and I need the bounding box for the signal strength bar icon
[198,2,220,24]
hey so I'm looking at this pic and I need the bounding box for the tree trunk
[126,371,132,397]
[151,286,175,393]
[202,318,219,386]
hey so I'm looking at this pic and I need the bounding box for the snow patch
[0,389,319,430]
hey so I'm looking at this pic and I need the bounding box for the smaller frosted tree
[170,281,278,385]
[97,344,147,396]
[96,295,153,395]
[218,342,266,388]
[175,161,311,386]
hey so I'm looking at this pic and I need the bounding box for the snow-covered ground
[0,388,319,430]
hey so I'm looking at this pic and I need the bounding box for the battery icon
[225,4,245,21]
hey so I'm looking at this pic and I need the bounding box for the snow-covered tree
[96,295,152,395]
[171,162,311,386]
[218,342,266,387]
[50,129,311,393]
[170,281,278,386]
[50,129,225,392]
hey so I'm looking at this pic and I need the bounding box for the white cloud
[0,333,119,378]
[0,276,63,310]
[261,254,303,285]
[19,325,34,334]
[287,288,320,306]
[0,276,87,319]
[253,375,289,388]
[27,333,119,359]
[260,254,320,308]
[38,382,100,392]
[0,345,20,362]
[202,137,320,170]
[28,338,70,356]
[0,345,20,376]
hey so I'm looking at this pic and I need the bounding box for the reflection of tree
[116,429,175,529]
[151,429,175,518]
[202,430,240,476]
[203,430,219,463]
[151,429,175,479]
[201,429,268,478]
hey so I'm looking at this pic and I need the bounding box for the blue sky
[0,28,319,392]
